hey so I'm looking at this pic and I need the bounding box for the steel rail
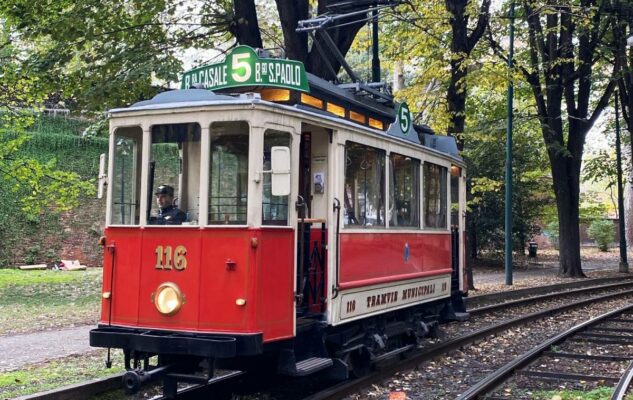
[611,360,633,400]
[14,373,123,400]
[302,288,633,400]
[465,276,633,309]
[458,303,633,399]
[469,281,633,315]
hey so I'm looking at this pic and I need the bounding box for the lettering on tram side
[339,276,451,320]
[155,245,187,271]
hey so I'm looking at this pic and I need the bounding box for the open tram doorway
[296,124,331,320]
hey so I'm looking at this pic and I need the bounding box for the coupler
[122,365,171,394]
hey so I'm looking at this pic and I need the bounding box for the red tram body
[90,46,468,397]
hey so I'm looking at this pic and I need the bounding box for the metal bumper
[90,325,263,358]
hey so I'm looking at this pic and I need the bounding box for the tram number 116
[155,245,188,270]
[346,299,356,314]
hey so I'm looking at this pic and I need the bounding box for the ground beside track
[0,248,630,398]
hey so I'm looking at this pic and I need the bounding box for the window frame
[343,141,386,229]
[207,121,251,226]
[108,126,143,227]
[262,129,292,226]
[145,122,202,227]
[388,152,421,229]
[422,161,449,230]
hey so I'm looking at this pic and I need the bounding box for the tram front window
[111,127,142,225]
[263,130,291,225]
[209,121,249,225]
[147,123,201,225]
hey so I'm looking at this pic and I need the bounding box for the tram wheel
[345,348,371,378]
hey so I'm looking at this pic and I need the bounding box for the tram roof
[109,88,461,163]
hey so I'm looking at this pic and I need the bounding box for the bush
[587,219,614,251]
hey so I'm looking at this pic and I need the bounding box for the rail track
[459,303,633,399]
[301,281,633,400]
[16,276,633,400]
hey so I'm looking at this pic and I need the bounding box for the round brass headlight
[154,282,183,316]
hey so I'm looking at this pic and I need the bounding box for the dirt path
[0,325,95,372]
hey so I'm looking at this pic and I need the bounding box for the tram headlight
[154,282,184,316]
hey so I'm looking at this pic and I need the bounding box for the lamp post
[505,0,515,286]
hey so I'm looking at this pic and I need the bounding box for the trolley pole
[504,1,515,286]
[615,92,629,273]
[371,4,380,83]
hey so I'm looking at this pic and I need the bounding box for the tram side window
[389,154,420,228]
[111,127,142,225]
[148,123,201,225]
[423,163,448,229]
[344,142,385,228]
[209,121,249,225]
[263,130,291,225]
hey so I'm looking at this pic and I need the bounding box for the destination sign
[181,46,310,92]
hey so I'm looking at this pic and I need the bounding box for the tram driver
[149,185,186,225]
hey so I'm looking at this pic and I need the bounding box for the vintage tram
[90,46,468,398]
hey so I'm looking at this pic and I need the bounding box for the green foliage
[0,269,102,335]
[0,351,125,399]
[587,219,614,252]
[1,0,182,110]
[0,269,82,288]
[583,150,617,189]
[0,115,107,266]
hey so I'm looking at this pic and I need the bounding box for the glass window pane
[389,154,420,228]
[209,121,249,225]
[424,163,447,229]
[111,127,142,225]
[148,123,201,225]
[344,142,385,227]
[263,130,291,225]
[451,171,460,227]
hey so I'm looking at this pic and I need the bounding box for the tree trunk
[275,0,309,63]
[550,155,585,277]
[231,0,263,48]
[444,0,490,151]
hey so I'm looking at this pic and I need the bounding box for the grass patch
[0,350,124,399]
[530,387,614,399]
[0,268,102,334]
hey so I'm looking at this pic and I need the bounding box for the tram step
[294,357,333,376]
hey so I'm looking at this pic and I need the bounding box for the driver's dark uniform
[151,205,186,225]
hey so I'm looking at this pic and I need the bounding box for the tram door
[296,125,330,317]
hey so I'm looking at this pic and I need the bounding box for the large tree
[500,0,618,277]
[445,0,491,149]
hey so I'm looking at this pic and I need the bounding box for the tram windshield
[148,123,201,225]
[111,126,142,225]
[209,121,249,225]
